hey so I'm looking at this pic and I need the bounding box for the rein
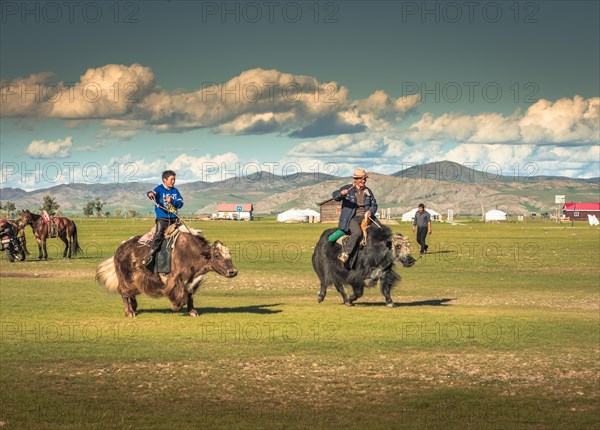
[149,196,192,232]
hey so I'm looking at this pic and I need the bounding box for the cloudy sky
[1,0,598,190]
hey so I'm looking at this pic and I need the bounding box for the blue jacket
[150,184,184,219]
[332,185,378,232]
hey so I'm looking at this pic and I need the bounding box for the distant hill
[1,162,597,216]
[393,161,596,185]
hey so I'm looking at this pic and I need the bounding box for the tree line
[1,195,140,218]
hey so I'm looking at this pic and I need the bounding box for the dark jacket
[333,185,378,232]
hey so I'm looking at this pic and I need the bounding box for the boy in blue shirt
[141,170,184,267]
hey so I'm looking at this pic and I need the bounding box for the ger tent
[484,209,508,222]
[401,208,441,222]
[276,209,320,223]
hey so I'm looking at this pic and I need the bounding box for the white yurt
[484,209,508,222]
[401,208,441,222]
[276,209,320,223]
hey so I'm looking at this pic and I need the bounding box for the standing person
[332,168,378,264]
[141,170,184,267]
[412,203,431,254]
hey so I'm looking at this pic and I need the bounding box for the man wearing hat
[332,168,378,264]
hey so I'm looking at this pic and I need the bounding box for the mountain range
[1,161,598,217]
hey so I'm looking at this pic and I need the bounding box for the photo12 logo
[198,321,339,343]
[396,162,540,183]
[400,1,540,24]
[199,161,339,183]
[200,1,340,24]
[1,1,141,24]
[399,321,539,344]
[1,81,139,104]
[200,81,340,104]
[401,81,540,104]
[1,321,138,343]
[1,162,140,187]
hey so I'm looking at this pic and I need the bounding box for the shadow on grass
[137,303,283,315]
[10,256,102,262]
[201,304,283,315]
[354,298,455,307]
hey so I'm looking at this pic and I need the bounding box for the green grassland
[0,218,598,429]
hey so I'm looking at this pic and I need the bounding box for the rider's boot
[141,250,156,268]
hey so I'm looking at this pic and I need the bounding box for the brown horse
[18,210,82,259]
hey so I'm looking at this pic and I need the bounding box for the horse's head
[211,241,238,278]
[390,232,416,267]
[17,210,32,229]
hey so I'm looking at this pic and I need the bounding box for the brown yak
[96,226,237,317]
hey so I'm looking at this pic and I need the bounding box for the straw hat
[352,168,369,179]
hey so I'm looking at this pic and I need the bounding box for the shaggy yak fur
[312,225,415,307]
[96,229,237,317]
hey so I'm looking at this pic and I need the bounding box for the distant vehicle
[0,219,26,262]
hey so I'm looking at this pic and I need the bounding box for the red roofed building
[562,202,600,221]
[215,203,253,221]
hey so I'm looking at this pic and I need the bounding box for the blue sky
[1,0,599,190]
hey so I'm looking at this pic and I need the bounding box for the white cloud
[1,64,156,120]
[285,126,599,179]
[6,65,594,148]
[26,137,73,159]
[101,152,243,184]
[1,65,419,139]
[408,97,599,145]
[519,96,599,144]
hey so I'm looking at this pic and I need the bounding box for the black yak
[95,226,237,317]
[312,225,415,307]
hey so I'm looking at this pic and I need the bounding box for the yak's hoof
[125,311,137,318]
[344,301,354,307]
[386,302,395,308]
[188,309,198,317]
[317,294,325,303]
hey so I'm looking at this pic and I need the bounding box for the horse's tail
[96,257,119,294]
[72,222,83,256]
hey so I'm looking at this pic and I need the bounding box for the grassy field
[0,218,598,429]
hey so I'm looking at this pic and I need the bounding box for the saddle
[138,223,204,274]
[42,211,59,238]
[138,222,182,245]
[328,219,372,269]
[333,218,370,247]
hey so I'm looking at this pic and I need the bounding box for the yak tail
[96,257,119,294]
[72,222,83,256]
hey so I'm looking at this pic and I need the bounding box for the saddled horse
[18,210,82,259]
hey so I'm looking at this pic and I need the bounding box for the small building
[563,202,600,221]
[318,198,342,223]
[215,203,253,221]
